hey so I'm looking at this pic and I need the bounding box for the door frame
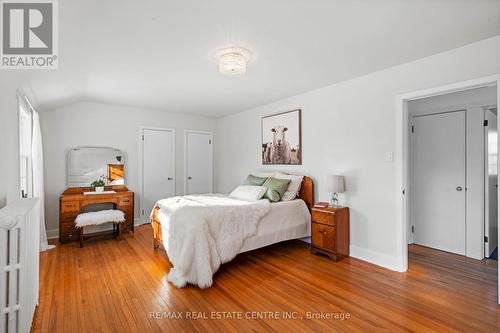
[396,74,500,303]
[139,126,176,223]
[183,130,213,195]
[484,106,498,257]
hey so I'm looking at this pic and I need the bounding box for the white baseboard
[46,228,58,240]
[302,238,403,272]
[349,245,403,272]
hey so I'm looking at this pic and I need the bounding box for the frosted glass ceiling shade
[215,47,251,76]
[328,175,345,193]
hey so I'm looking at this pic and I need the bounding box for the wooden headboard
[298,176,314,212]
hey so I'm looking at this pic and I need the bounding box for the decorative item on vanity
[90,176,107,192]
[328,175,345,207]
[262,109,302,165]
[215,47,251,76]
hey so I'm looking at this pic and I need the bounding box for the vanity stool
[75,210,125,247]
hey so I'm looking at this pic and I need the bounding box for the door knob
[167,177,173,180]
[456,186,463,191]
[188,176,192,180]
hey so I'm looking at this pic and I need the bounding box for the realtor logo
[1,0,58,69]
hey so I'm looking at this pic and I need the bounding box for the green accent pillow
[262,177,291,202]
[244,175,268,186]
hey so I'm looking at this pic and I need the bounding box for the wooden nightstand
[311,206,349,261]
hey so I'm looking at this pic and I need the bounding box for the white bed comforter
[154,195,271,289]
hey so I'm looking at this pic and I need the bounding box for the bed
[151,176,314,288]
[152,176,313,249]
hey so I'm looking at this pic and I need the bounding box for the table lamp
[328,175,345,207]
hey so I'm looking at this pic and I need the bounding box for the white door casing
[184,130,213,195]
[412,110,466,255]
[396,75,500,304]
[141,128,175,222]
[484,108,498,257]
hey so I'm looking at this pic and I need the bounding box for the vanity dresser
[59,186,134,243]
[60,146,134,243]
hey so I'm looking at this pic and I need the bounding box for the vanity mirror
[67,147,125,187]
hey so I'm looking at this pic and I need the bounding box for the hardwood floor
[32,225,499,332]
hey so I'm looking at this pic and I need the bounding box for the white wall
[215,36,500,270]
[408,87,497,259]
[40,101,216,236]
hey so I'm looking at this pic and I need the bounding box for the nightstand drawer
[312,209,335,226]
[311,223,335,252]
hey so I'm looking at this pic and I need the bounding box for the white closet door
[413,111,466,255]
[185,131,213,194]
[142,128,175,221]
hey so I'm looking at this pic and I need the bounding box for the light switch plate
[385,152,395,162]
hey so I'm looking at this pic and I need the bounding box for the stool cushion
[75,210,125,228]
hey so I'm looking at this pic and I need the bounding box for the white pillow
[229,185,267,201]
[274,173,304,201]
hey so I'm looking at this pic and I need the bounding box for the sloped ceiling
[24,0,500,116]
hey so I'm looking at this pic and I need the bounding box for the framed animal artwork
[261,109,302,165]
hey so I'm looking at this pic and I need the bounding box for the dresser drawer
[120,207,134,222]
[60,224,79,242]
[61,201,80,213]
[117,197,133,207]
[120,207,133,215]
[312,210,335,226]
[60,223,77,232]
[311,223,335,253]
[60,212,78,222]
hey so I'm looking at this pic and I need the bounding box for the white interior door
[185,131,213,194]
[412,110,466,255]
[142,128,175,222]
[485,108,498,257]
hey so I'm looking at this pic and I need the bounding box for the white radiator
[0,199,40,333]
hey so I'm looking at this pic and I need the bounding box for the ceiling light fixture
[215,47,251,76]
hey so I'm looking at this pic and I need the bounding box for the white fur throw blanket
[154,195,271,289]
[75,209,125,228]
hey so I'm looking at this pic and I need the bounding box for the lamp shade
[328,175,345,193]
